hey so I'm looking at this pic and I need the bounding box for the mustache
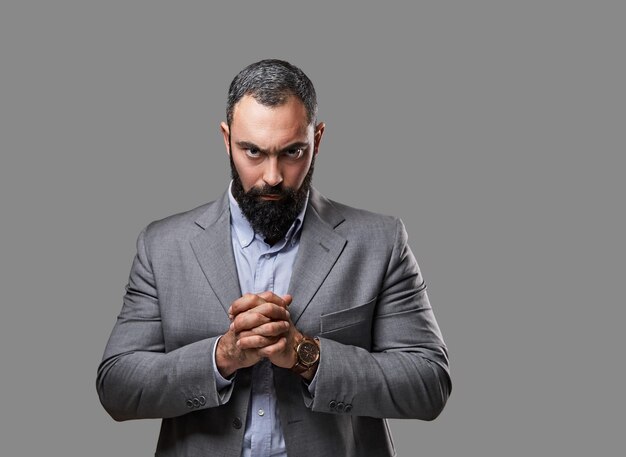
[245,184,295,198]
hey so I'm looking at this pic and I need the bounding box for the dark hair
[226,59,317,126]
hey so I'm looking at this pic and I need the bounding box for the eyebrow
[235,141,310,154]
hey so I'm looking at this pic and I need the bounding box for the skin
[216,95,325,380]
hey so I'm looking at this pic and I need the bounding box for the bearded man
[97,59,451,457]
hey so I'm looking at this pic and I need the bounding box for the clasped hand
[216,291,300,377]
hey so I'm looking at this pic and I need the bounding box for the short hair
[226,59,317,126]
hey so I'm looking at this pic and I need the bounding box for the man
[97,59,451,457]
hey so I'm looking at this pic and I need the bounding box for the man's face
[221,95,325,243]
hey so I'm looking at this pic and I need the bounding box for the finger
[257,337,288,358]
[229,293,267,317]
[237,330,256,339]
[236,334,281,350]
[257,291,292,309]
[230,311,272,333]
[232,303,290,331]
[249,320,290,337]
[252,302,290,321]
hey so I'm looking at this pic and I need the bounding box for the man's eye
[245,149,261,158]
[284,148,303,159]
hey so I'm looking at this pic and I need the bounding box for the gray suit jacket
[97,188,451,457]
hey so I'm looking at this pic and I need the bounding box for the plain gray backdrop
[1,1,624,455]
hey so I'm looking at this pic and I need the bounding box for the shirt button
[258,409,265,416]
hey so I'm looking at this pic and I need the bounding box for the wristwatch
[291,335,320,374]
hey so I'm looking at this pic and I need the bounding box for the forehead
[230,95,312,144]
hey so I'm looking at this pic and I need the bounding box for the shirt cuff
[305,365,320,396]
[212,336,235,391]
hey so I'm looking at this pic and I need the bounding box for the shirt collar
[228,180,309,249]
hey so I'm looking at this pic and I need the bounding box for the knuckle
[265,305,276,315]
[239,338,252,349]
[259,336,270,346]
[260,302,272,313]
[253,313,269,325]
[270,323,281,334]
[236,339,247,349]
[232,316,244,330]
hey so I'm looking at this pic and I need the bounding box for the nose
[262,156,283,187]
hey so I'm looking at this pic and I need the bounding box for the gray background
[1,1,624,455]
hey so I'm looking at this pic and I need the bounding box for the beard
[230,154,314,245]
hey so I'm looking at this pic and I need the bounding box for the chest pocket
[319,297,377,350]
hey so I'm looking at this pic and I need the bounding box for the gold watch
[291,336,320,374]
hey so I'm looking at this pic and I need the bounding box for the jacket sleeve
[309,219,451,420]
[96,227,234,421]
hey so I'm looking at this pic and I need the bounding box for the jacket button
[344,404,353,413]
[336,402,345,412]
[232,417,242,429]
[199,395,206,406]
[329,400,337,410]
[186,399,194,408]
[192,398,200,408]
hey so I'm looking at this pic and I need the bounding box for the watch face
[298,341,320,366]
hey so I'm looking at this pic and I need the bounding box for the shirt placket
[249,251,276,457]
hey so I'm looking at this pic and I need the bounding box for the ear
[220,122,231,156]
[313,122,325,156]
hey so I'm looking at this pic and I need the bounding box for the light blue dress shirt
[211,182,315,457]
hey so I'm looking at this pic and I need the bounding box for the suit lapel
[189,188,346,320]
[190,192,241,315]
[288,189,347,325]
